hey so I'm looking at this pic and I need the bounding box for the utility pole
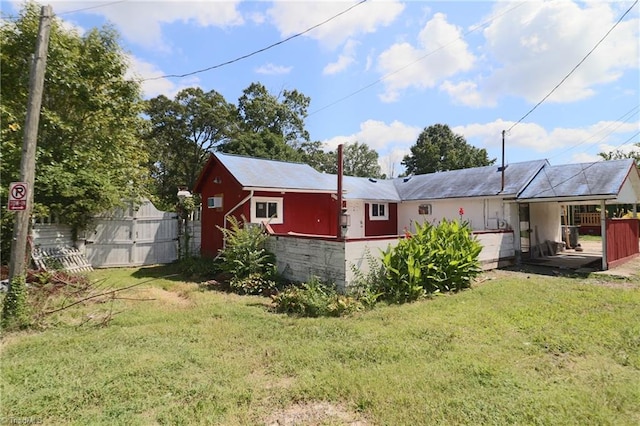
[8,5,52,283]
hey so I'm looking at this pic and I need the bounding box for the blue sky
[3,0,639,176]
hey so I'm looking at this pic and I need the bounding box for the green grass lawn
[2,266,639,425]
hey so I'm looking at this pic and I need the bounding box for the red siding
[606,218,640,267]
[197,162,341,255]
[197,159,248,257]
[364,202,398,236]
[255,191,338,236]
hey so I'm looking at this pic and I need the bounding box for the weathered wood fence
[31,200,202,268]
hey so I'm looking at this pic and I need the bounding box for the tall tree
[402,124,495,175]
[226,82,311,156]
[310,142,383,177]
[145,87,236,208]
[598,143,640,165]
[1,3,148,255]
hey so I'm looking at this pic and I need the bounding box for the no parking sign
[8,182,28,211]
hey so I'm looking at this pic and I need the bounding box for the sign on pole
[8,182,28,211]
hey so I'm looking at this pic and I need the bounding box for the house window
[369,203,388,221]
[251,197,283,224]
[418,204,432,215]
[207,196,223,209]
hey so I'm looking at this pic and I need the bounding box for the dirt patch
[131,286,192,307]
[264,402,369,426]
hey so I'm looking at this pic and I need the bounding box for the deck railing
[578,212,600,226]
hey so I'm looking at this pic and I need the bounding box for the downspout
[223,190,254,249]
[337,144,344,240]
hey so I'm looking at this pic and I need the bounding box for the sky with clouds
[3,0,639,176]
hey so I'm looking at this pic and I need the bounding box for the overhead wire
[142,0,368,81]
[547,104,640,160]
[506,0,638,133]
[308,1,527,117]
[56,1,128,16]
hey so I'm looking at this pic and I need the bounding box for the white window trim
[369,202,389,221]
[207,196,223,209]
[251,196,283,225]
[418,203,432,215]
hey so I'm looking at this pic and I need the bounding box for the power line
[507,0,638,133]
[142,0,368,81]
[547,104,640,160]
[57,1,128,16]
[309,1,527,117]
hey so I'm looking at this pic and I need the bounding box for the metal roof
[517,159,635,201]
[206,153,635,203]
[342,176,401,201]
[393,160,548,200]
[215,152,335,192]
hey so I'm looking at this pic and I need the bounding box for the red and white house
[194,152,640,289]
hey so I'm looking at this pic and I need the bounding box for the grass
[2,265,640,425]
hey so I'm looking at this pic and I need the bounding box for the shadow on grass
[499,263,594,279]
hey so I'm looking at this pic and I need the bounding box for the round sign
[11,183,27,200]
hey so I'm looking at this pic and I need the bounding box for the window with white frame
[418,204,432,215]
[251,197,283,224]
[369,203,388,220]
[207,196,223,209]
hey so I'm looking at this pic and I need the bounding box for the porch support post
[633,203,637,219]
[514,203,522,264]
[600,199,607,271]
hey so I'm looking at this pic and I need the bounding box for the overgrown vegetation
[376,219,482,303]
[217,216,279,296]
[270,219,482,315]
[272,277,366,317]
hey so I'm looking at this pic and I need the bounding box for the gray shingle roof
[517,159,635,200]
[394,160,548,200]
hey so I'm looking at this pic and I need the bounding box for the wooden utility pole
[8,5,52,282]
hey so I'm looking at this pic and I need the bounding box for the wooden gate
[84,200,178,267]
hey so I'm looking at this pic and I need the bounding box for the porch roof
[516,159,640,203]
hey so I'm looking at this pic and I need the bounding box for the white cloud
[125,55,199,99]
[323,40,359,75]
[47,0,244,50]
[322,119,422,177]
[439,80,490,108]
[268,0,404,49]
[255,63,292,75]
[453,119,640,153]
[59,18,85,36]
[477,1,639,104]
[323,119,421,152]
[376,12,476,102]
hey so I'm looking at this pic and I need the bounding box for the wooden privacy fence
[606,218,640,268]
[31,199,202,269]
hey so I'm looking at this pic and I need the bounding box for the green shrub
[230,273,278,296]
[1,275,30,331]
[217,216,277,292]
[272,277,363,317]
[379,219,482,303]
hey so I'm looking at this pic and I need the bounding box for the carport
[515,159,640,271]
